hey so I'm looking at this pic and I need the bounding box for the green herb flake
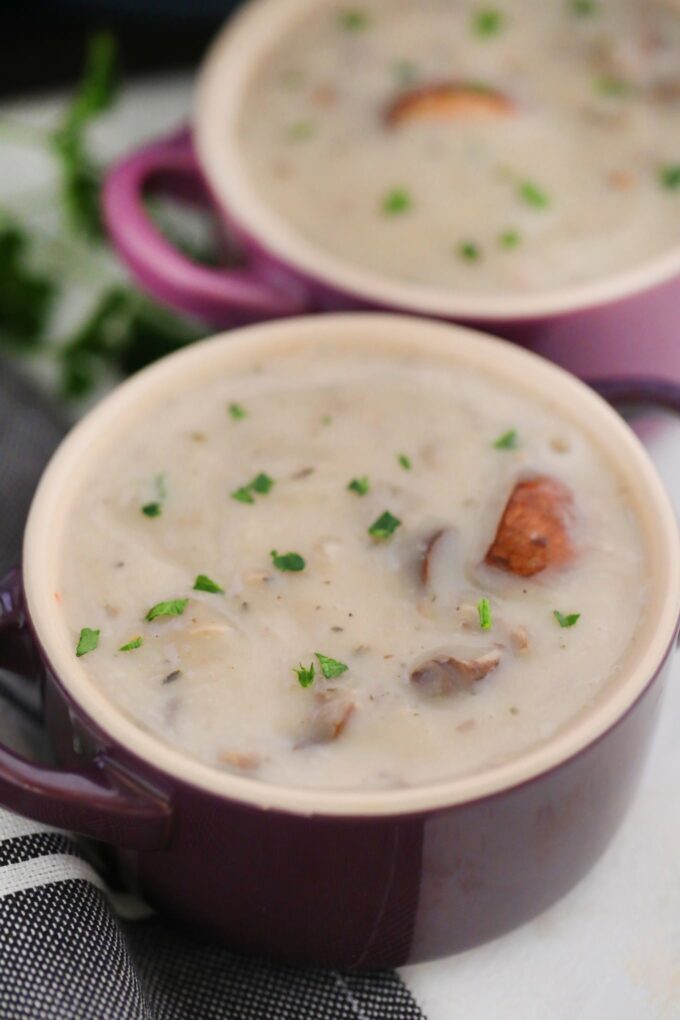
[193,574,225,594]
[382,188,412,215]
[570,0,598,15]
[294,662,316,688]
[348,476,370,496]
[315,653,349,679]
[338,8,370,31]
[119,636,143,652]
[493,428,518,450]
[321,414,333,426]
[398,453,412,471]
[595,76,631,97]
[142,502,162,518]
[231,473,274,504]
[76,627,100,657]
[368,510,402,540]
[518,180,550,209]
[232,486,255,504]
[271,551,306,573]
[286,120,317,142]
[660,164,680,190]
[459,241,481,262]
[473,8,504,37]
[145,598,189,622]
[477,597,493,631]
[499,228,521,249]
[228,402,247,420]
[553,610,581,628]
[251,472,274,494]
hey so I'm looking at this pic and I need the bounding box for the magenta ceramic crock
[102,0,680,383]
[1,315,679,971]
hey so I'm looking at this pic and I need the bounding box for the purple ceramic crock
[102,0,680,383]
[0,314,679,970]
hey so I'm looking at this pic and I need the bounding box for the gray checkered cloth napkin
[0,358,426,1020]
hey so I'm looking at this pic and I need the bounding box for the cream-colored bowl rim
[23,314,680,817]
[195,0,680,323]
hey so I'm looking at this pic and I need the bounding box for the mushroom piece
[485,476,574,578]
[421,527,460,586]
[295,692,355,748]
[385,82,514,127]
[410,650,501,697]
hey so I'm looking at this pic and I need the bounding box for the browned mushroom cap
[485,476,574,578]
[410,651,500,697]
[296,692,355,749]
[386,82,514,126]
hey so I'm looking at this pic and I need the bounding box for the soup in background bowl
[104,0,680,386]
[1,315,679,967]
[240,0,680,295]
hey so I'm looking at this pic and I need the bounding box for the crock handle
[0,568,172,850]
[587,377,680,417]
[102,127,311,325]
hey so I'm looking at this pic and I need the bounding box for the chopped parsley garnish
[141,473,167,517]
[477,598,492,631]
[660,164,680,190]
[294,662,316,688]
[232,486,255,504]
[348,476,370,496]
[231,472,274,503]
[338,8,370,31]
[473,8,504,37]
[76,627,100,657]
[119,636,143,652]
[493,428,518,450]
[193,574,225,594]
[315,653,349,679]
[286,120,317,142]
[321,414,333,426]
[595,76,631,97]
[570,0,598,15]
[518,180,550,209]
[145,598,188,622]
[398,453,412,471]
[251,472,274,494]
[554,610,581,628]
[368,510,402,540]
[459,241,481,262]
[228,402,247,420]
[499,228,521,249]
[271,550,306,573]
[383,188,412,215]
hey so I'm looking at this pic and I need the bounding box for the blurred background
[2,1,235,95]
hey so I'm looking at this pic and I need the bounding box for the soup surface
[58,336,649,790]
[240,0,680,293]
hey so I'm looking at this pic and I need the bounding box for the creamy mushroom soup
[240,0,680,293]
[58,335,649,790]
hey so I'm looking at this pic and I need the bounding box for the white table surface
[2,75,679,1020]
